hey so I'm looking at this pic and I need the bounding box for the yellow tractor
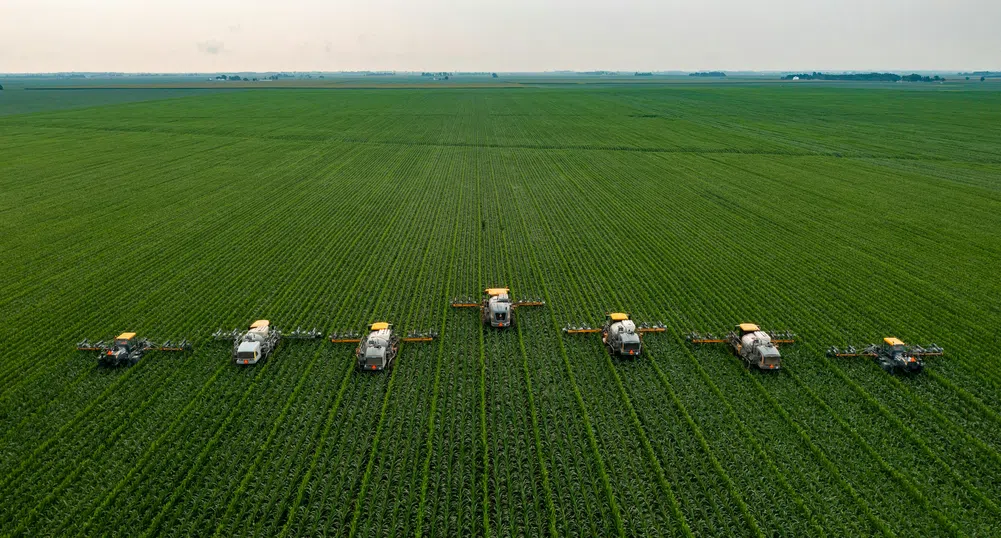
[827,337,942,373]
[77,331,191,367]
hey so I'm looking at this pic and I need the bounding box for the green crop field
[2,84,1000,536]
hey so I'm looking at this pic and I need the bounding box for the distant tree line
[634,72,653,77]
[782,72,946,82]
[901,74,946,82]
[689,71,726,77]
[214,74,294,81]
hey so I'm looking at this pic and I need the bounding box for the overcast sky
[1,0,998,73]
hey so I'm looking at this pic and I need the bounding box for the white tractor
[564,312,666,358]
[213,320,321,365]
[330,322,437,372]
[688,323,795,370]
[451,287,545,329]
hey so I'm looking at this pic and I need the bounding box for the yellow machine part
[250,320,270,329]
[485,288,510,296]
[370,322,390,331]
[116,332,137,340]
[738,323,760,332]
[609,312,629,321]
[884,337,905,346]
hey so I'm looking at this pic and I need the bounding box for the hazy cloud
[197,40,225,55]
[2,0,1000,72]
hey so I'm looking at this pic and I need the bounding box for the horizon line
[3,68,994,76]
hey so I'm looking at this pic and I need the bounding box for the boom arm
[826,345,877,358]
[77,339,108,351]
[151,339,193,352]
[285,327,323,340]
[686,332,726,344]
[688,329,795,345]
[78,337,191,353]
[827,343,943,358]
[402,331,438,343]
[330,331,363,343]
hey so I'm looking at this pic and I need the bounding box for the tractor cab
[735,323,782,370]
[619,333,641,355]
[114,332,137,352]
[360,337,388,368]
[358,322,397,371]
[757,344,781,370]
[736,323,760,337]
[485,288,513,328]
[235,341,261,364]
[882,337,907,356]
[102,332,139,366]
[882,337,921,372]
[605,313,642,356]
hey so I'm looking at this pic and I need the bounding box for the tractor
[451,288,544,328]
[330,322,437,372]
[687,323,795,370]
[77,331,192,367]
[828,337,942,374]
[213,319,321,365]
[564,312,666,357]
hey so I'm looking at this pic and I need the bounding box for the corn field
[2,84,1001,536]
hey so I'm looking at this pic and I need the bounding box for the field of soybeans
[1,83,1000,536]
